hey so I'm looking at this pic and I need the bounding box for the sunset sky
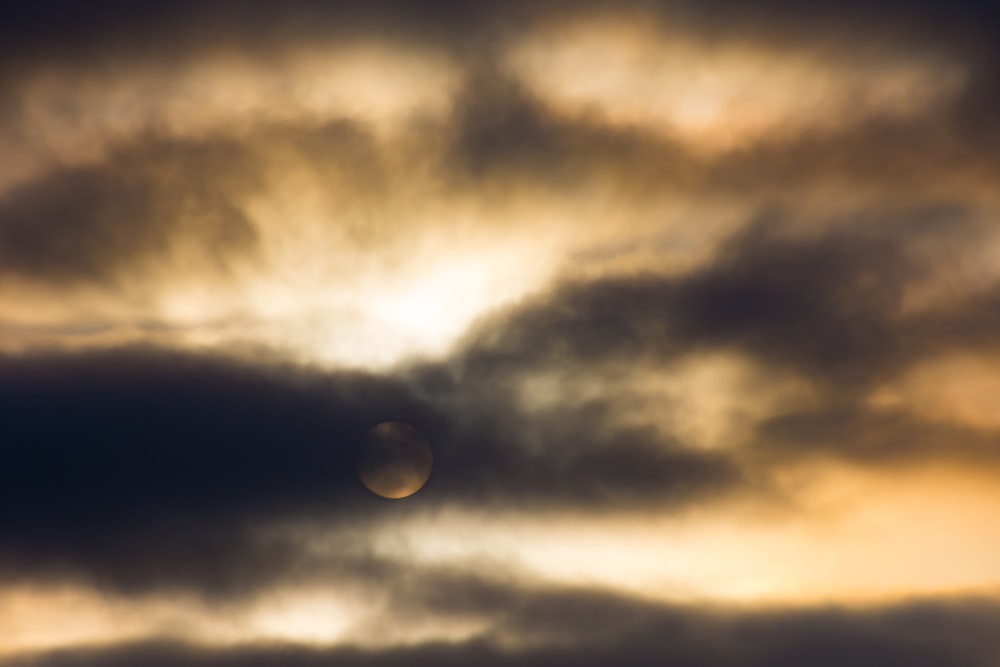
[3,1,1000,665]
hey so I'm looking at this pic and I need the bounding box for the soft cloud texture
[3,1,1000,664]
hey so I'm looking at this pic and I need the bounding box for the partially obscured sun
[357,421,434,499]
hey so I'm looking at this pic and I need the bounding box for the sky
[2,1,1000,665]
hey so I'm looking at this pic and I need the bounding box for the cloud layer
[4,0,1000,664]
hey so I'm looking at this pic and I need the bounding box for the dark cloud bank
[4,211,1000,594]
[1,0,999,56]
[0,337,739,595]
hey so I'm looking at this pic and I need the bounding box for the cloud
[2,7,998,367]
[8,590,1000,667]
[0,344,740,595]
[0,137,260,286]
[755,404,1000,465]
[453,209,980,381]
[442,208,1000,467]
[3,0,1000,659]
[4,204,992,596]
[0,346,425,594]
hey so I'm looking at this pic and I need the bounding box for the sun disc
[357,421,433,499]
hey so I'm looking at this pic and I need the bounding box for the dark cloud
[0,346,425,594]
[1,0,997,58]
[3,37,998,294]
[0,140,258,285]
[0,344,737,595]
[656,0,1000,57]
[2,202,999,595]
[0,120,397,288]
[0,0,997,139]
[9,591,1000,667]
[0,0,528,80]
[454,210,978,385]
[755,404,1000,464]
[3,100,994,293]
[391,578,1000,667]
[435,64,1000,216]
[443,209,1000,467]
[704,113,1000,202]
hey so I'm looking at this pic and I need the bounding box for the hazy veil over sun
[358,422,433,499]
[3,1,1000,665]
